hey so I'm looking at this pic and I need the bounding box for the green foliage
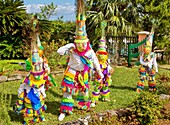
[130,91,164,125]
[124,0,170,62]
[48,20,75,44]
[36,2,75,53]
[156,71,170,95]
[0,1,75,59]
[157,82,170,96]
[86,0,170,61]
[144,0,170,63]
[0,0,26,58]
[0,35,23,58]
[0,0,26,35]
[37,2,58,20]
[42,39,69,70]
[0,93,12,125]
[86,0,133,47]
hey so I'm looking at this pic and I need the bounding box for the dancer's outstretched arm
[91,50,104,79]
[57,43,75,55]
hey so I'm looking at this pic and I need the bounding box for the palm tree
[85,0,134,47]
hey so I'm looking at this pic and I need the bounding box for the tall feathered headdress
[96,21,107,55]
[74,0,88,43]
[30,15,43,71]
[144,31,154,51]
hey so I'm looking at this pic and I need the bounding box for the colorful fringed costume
[24,36,55,91]
[91,21,113,107]
[136,32,158,92]
[14,16,50,124]
[57,0,103,121]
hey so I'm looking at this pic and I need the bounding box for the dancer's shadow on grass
[110,85,136,91]
[0,92,19,107]
[47,89,62,98]
[45,101,60,115]
[8,110,23,123]
[0,93,23,123]
[10,94,23,123]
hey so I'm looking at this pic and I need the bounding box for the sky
[23,0,76,21]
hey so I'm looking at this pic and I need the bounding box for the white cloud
[57,3,75,14]
[24,3,75,21]
[24,4,45,14]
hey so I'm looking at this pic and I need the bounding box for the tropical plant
[0,35,23,58]
[122,0,170,63]
[0,0,26,58]
[35,2,76,49]
[85,0,133,47]
[48,20,75,43]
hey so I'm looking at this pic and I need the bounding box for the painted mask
[97,53,108,61]
[75,42,87,52]
[32,50,43,72]
[144,46,151,55]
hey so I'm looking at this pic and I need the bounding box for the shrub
[130,91,164,125]
[42,39,69,70]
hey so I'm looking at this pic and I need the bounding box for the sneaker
[41,118,46,122]
[136,88,141,93]
[149,88,157,92]
[104,98,110,102]
[90,102,96,107]
[58,113,65,121]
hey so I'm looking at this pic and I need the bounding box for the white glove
[98,71,104,79]
[147,62,153,70]
[38,86,46,98]
[42,92,46,98]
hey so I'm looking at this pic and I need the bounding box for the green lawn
[0,59,25,71]
[0,64,170,125]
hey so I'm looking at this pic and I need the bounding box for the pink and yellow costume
[136,33,158,92]
[57,0,103,121]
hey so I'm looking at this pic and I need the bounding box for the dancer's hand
[148,63,152,69]
[110,68,114,74]
[98,71,104,79]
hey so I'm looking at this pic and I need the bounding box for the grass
[0,62,170,125]
[0,60,25,76]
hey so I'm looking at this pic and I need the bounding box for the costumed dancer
[14,16,50,124]
[57,0,103,121]
[24,35,57,90]
[91,21,113,107]
[136,32,158,92]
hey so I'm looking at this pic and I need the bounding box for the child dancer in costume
[136,32,158,92]
[14,17,50,124]
[91,21,113,107]
[57,0,103,121]
[24,35,56,90]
